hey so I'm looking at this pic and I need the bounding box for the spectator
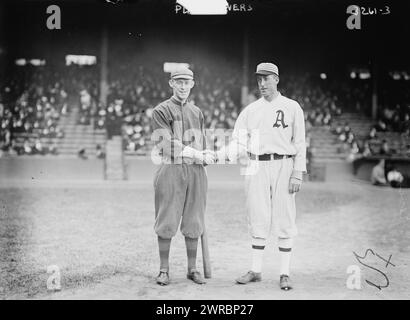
[96,144,105,159]
[78,148,88,160]
[379,140,391,156]
[370,159,388,186]
[382,107,394,124]
[23,139,33,155]
[343,123,351,135]
[361,140,373,157]
[347,141,360,162]
[34,139,45,155]
[375,119,387,132]
[399,113,410,133]
[49,142,59,155]
[368,127,378,140]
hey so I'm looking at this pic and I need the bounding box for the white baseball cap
[255,62,279,76]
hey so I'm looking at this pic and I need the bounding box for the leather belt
[248,153,294,161]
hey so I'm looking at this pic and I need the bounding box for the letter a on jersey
[273,110,288,128]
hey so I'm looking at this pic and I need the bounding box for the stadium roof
[1,0,409,69]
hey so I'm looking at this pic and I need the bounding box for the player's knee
[250,225,270,239]
[279,227,298,239]
[181,222,203,239]
[278,237,294,248]
[155,224,178,239]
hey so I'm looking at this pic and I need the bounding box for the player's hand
[201,150,216,165]
[289,177,302,194]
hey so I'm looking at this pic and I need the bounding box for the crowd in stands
[275,72,409,162]
[378,104,410,135]
[0,59,359,158]
[280,74,344,129]
[332,101,410,162]
[0,67,68,156]
[88,63,165,152]
[2,61,410,164]
[0,65,105,158]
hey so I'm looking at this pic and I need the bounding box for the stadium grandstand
[1,0,409,182]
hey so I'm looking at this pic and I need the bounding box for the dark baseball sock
[158,236,171,272]
[185,237,199,273]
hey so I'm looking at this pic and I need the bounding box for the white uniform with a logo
[227,93,306,239]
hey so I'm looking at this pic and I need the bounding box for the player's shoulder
[280,94,303,110]
[242,97,264,112]
[153,98,172,113]
[153,99,179,119]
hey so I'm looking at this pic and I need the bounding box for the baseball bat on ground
[201,227,212,278]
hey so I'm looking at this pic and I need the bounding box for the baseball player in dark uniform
[216,62,307,290]
[151,67,215,286]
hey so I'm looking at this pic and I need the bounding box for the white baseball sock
[251,237,266,273]
[278,238,293,276]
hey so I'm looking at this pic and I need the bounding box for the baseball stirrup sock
[185,237,199,273]
[278,238,293,276]
[158,237,171,272]
[251,237,266,273]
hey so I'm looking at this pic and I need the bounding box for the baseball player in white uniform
[216,62,307,290]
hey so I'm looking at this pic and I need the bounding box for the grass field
[1,171,409,300]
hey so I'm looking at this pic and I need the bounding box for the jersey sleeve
[151,107,185,159]
[224,107,249,161]
[292,103,307,172]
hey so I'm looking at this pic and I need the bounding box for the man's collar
[263,92,281,103]
[170,96,189,106]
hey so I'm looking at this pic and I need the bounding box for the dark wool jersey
[151,96,207,164]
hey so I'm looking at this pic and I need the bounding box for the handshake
[193,149,227,165]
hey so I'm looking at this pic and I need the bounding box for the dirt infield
[0,176,409,300]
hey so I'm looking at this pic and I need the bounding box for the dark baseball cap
[171,67,194,80]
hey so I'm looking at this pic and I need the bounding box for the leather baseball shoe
[156,271,170,286]
[280,274,293,290]
[187,270,206,285]
[235,271,262,284]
